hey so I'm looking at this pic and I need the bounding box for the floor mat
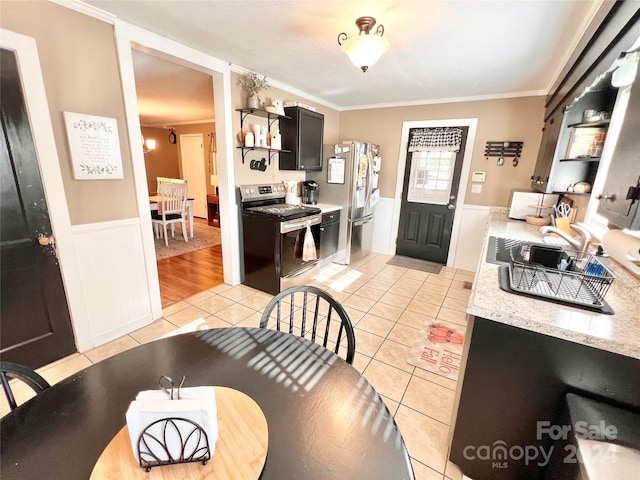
[386,255,443,274]
[406,320,466,382]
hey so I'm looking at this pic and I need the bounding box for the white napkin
[126,386,218,463]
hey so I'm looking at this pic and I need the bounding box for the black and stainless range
[240,183,322,295]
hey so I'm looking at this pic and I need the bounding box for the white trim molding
[392,118,478,269]
[113,20,242,322]
[0,28,92,351]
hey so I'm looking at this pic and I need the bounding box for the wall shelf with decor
[236,146,291,165]
[559,156,601,162]
[236,108,290,131]
[567,119,610,128]
[552,191,592,196]
[236,109,291,166]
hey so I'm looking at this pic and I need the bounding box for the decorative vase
[247,95,261,110]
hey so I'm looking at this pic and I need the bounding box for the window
[407,150,456,205]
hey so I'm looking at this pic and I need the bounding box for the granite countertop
[468,213,640,360]
[303,203,342,213]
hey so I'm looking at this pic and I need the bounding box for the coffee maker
[303,180,319,204]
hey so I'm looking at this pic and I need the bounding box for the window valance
[408,127,462,152]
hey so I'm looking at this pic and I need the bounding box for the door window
[406,150,456,205]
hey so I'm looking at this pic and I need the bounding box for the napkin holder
[125,376,218,472]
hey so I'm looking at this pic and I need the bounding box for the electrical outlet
[471,184,482,194]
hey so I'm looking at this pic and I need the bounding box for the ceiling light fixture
[338,16,389,72]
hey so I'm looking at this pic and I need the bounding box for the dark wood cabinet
[596,61,640,229]
[530,3,639,196]
[450,317,640,480]
[319,210,340,261]
[532,74,617,195]
[279,106,324,171]
[207,194,220,227]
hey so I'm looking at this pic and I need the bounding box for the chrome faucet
[539,224,592,252]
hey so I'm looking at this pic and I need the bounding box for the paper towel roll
[601,229,640,278]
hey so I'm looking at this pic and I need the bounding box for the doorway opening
[391,119,478,268]
[131,48,224,308]
[396,126,469,264]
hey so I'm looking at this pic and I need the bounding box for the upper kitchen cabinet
[543,77,617,195]
[530,2,640,194]
[279,106,324,171]
[596,54,640,229]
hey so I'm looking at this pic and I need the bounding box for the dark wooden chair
[259,286,356,364]
[1,361,50,411]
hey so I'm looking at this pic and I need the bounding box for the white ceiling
[83,0,600,122]
[132,49,215,126]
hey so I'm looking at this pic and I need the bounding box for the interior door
[1,48,76,368]
[396,127,468,264]
[180,133,207,218]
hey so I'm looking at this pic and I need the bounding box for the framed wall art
[63,112,123,180]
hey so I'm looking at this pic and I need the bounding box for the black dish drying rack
[499,243,615,313]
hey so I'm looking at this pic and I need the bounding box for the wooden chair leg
[171,224,175,238]
[163,224,169,247]
[182,219,188,242]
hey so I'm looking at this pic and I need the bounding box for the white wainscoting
[372,197,490,272]
[372,197,396,255]
[451,205,491,272]
[72,218,154,347]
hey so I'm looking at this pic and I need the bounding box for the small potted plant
[237,72,270,110]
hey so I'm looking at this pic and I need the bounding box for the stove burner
[260,205,301,214]
[245,203,321,220]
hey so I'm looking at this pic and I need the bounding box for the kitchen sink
[486,236,545,265]
[487,236,615,313]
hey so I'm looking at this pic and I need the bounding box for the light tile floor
[3,253,474,480]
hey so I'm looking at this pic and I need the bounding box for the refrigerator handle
[351,215,374,226]
[365,150,373,208]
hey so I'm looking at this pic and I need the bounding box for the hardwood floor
[157,244,224,308]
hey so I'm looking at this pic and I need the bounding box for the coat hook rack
[484,141,523,166]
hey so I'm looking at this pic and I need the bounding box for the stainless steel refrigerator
[307,142,381,264]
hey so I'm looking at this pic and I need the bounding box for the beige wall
[231,72,340,191]
[141,126,180,194]
[339,96,546,207]
[1,1,137,224]
[2,1,544,222]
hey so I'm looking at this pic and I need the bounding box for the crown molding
[50,0,115,23]
[341,90,547,111]
[230,65,342,112]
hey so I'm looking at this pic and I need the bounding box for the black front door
[396,127,468,264]
[1,48,76,368]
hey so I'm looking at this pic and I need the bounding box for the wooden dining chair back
[151,182,188,247]
[1,361,50,412]
[259,286,356,364]
[155,176,186,195]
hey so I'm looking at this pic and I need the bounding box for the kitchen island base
[449,316,640,480]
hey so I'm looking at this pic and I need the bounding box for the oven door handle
[281,215,321,233]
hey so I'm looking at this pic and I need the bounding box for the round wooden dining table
[1,327,415,479]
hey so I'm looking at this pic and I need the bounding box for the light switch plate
[471,184,482,194]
